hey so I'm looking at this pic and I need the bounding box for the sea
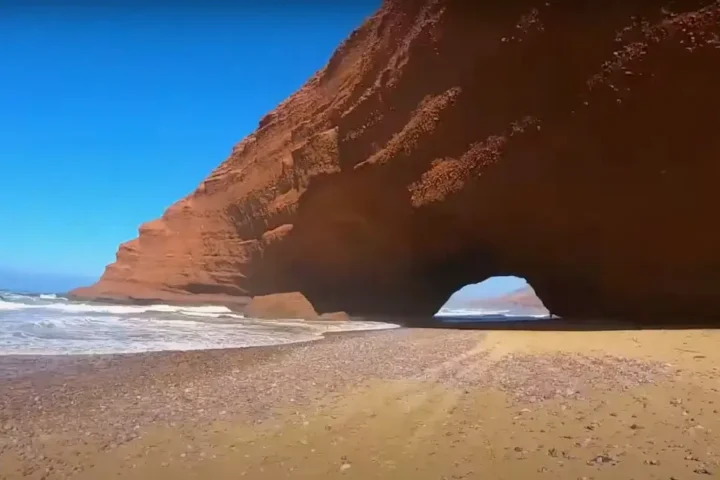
[435,306,550,322]
[0,290,400,356]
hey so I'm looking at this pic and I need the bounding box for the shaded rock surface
[73,0,720,320]
[244,292,318,320]
[318,311,352,322]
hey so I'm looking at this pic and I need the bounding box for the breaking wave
[0,291,399,356]
[436,307,549,318]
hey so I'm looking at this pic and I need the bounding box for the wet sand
[1,326,719,479]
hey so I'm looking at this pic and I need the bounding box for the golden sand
[1,327,719,479]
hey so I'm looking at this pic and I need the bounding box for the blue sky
[0,3,377,280]
[449,276,528,300]
[0,2,528,298]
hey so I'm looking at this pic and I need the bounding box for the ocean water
[435,306,550,322]
[0,291,399,356]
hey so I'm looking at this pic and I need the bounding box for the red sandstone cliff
[73,0,720,320]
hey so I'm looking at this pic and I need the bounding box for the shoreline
[2,326,720,479]
[0,327,398,379]
[66,290,252,311]
[0,292,403,359]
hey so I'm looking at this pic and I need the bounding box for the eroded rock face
[73,0,720,320]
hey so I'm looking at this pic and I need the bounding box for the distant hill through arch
[437,276,550,318]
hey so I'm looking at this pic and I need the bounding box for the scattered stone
[694,467,713,475]
[589,454,615,465]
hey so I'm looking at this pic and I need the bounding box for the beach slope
[2,326,719,479]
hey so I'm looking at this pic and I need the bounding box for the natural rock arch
[73,0,720,321]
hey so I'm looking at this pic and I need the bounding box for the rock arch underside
[73,0,720,320]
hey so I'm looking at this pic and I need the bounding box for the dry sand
[1,326,719,479]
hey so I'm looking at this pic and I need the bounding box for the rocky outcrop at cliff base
[244,292,318,320]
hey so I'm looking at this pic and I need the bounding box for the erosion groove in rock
[72,0,720,320]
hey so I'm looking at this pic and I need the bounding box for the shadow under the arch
[387,315,720,331]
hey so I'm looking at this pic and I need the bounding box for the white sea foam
[0,300,25,311]
[436,307,549,318]
[0,298,240,317]
[0,292,399,356]
[436,307,511,316]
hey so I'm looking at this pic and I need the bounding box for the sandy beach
[1,325,719,479]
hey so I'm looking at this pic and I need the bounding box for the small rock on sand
[694,466,713,475]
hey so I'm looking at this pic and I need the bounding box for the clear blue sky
[449,276,529,300]
[0,2,378,280]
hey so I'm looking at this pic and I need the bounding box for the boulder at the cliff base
[244,292,318,320]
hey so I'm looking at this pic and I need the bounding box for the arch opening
[436,275,553,320]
